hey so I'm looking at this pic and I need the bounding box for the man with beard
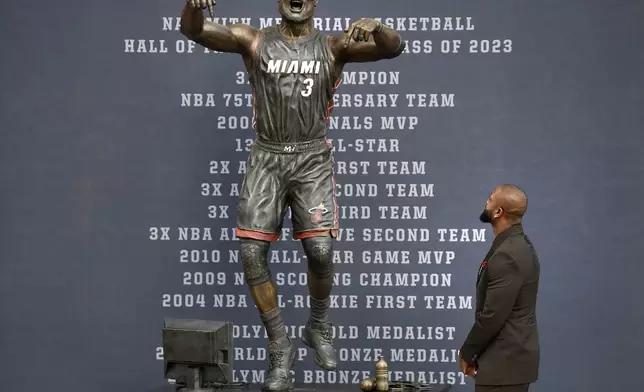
[459,185,540,392]
[179,1,405,390]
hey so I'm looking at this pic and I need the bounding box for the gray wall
[1,0,643,391]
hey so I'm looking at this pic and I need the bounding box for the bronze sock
[309,296,330,323]
[260,308,289,345]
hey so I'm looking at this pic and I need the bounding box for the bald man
[459,185,540,392]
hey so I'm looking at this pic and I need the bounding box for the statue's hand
[344,18,382,47]
[187,0,215,18]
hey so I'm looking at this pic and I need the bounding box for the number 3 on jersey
[301,78,314,97]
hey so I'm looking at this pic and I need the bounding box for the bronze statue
[180,1,404,390]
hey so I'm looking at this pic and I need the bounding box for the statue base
[162,383,452,392]
[162,375,451,392]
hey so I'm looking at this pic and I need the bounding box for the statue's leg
[289,143,338,371]
[303,236,334,319]
[236,145,295,392]
[300,235,337,370]
[240,238,285,341]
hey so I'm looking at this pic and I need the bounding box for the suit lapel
[477,224,524,284]
[477,260,488,278]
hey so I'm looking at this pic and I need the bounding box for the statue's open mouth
[290,0,303,12]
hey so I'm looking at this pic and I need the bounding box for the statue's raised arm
[330,18,406,63]
[179,0,259,57]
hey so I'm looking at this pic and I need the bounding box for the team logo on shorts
[308,203,329,224]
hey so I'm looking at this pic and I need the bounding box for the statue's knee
[240,239,272,286]
[302,236,334,278]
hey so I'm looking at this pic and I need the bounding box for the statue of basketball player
[180,1,404,390]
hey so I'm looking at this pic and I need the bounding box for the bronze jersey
[248,27,340,143]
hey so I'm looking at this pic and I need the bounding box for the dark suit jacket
[460,224,540,386]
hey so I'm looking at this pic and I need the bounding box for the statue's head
[279,0,317,24]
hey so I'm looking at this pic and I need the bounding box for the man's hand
[344,18,383,47]
[188,0,215,18]
[459,358,477,377]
